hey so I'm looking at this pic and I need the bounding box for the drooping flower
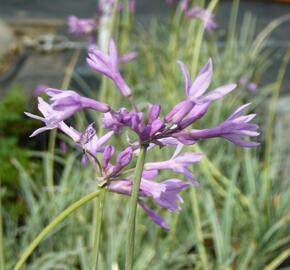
[144,144,203,186]
[44,88,110,125]
[108,178,189,229]
[174,103,259,147]
[87,40,132,96]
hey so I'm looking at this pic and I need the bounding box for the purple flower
[165,59,236,126]
[239,77,258,92]
[145,144,203,186]
[34,84,48,96]
[68,15,98,35]
[139,201,170,230]
[248,83,258,92]
[44,88,110,125]
[103,104,165,143]
[129,0,136,13]
[186,7,217,33]
[25,101,113,159]
[58,124,113,164]
[97,0,116,16]
[174,103,259,147]
[179,1,217,33]
[118,52,139,64]
[108,178,189,229]
[87,40,132,97]
[79,126,114,165]
[102,146,133,178]
[60,141,68,154]
[25,97,62,137]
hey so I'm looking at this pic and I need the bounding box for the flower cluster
[26,40,259,229]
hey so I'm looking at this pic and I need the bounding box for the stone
[0,19,13,60]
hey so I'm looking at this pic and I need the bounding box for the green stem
[262,50,290,210]
[190,189,208,269]
[0,182,5,270]
[90,2,118,264]
[91,189,106,270]
[125,144,148,270]
[190,0,218,76]
[45,49,81,196]
[14,190,101,270]
[46,129,56,195]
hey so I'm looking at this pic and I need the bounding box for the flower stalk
[91,189,106,270]
[125,143,148,270]
[14,190,101,270]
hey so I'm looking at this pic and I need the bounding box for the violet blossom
[165,59,236,126]
[108,178,189,229]
[87,40,132,97]
[144,145,203,186]
[43,88,110,125]
[68,15,98,36]
[102,146,133,179]
[102,59,237,146]
[25,101,113,158]
[239,77,258,92]
[174,103,259,147]
[129,0,136,13]
[103,104,165,143]
[186,7,217,32]
[180,0,217,33]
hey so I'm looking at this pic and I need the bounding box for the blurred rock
[0,19,13,60]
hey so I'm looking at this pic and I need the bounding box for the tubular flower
[87,40,132,96]
[25,102,113,161]
[180,1,217,33]
[25,97,63,137]
[174,103,259,147]
[103,104,165,142]
[144,144,203,186]
[186,7,217,32]
[102,146,134,178]
[44,88,110,125]
[165,59,236,126]
[108,178,189,229]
